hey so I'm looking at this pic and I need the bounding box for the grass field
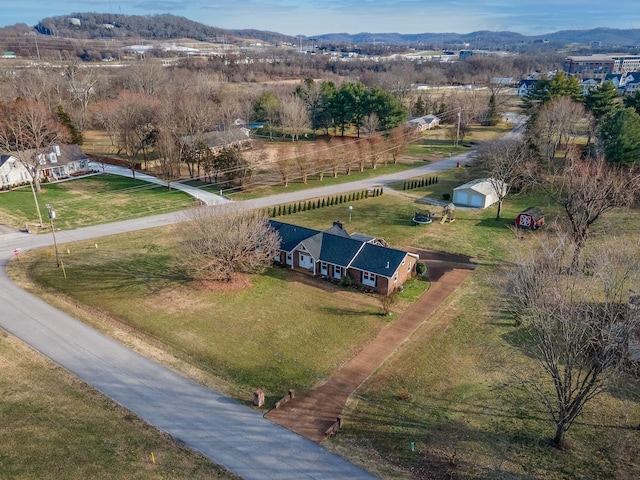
[0,332,237,479]
[0,175,195,231]
[6,151,640,478]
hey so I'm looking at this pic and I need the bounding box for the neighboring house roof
[0,154,17,168]
[182,129,250,149]
[454,178,504,196]
[0,144,88,168]
[408,114,440,125]
[350,243,408,278]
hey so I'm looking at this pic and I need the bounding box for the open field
[0,175,194,231]
[9,168,640,479]
[0,332,237,479]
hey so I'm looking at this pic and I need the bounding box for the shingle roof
[269,220,318,251]
[269,220,409,275]
[350,243,407,278]
[316,233,364,267]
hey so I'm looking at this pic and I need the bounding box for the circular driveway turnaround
[0,149,478,479]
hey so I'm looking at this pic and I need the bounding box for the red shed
[516,206,545,230]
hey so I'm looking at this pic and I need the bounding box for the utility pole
[46,204,60,268]
[30,180,43,227]
[456,110,461,147]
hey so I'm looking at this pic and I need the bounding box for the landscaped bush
[340,273,354,287]
[416,262,427,276]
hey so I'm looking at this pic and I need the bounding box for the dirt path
[266,250,476,442]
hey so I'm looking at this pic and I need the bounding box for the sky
[2,0,640,37]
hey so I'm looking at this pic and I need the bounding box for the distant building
[1,51,16,59]
[564,54,640,79]
[407,114,440,132]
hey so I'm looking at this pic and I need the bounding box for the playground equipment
[440,203,456,224]
[412,209,433,225]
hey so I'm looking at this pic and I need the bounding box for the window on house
[408,262,412,272]
[320,262,328,275]
[286,252,293,266]
[362,271,376,287]
[394,272,399,283]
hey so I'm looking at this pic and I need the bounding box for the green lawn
[7,164,640,479]
[0,175,194,231]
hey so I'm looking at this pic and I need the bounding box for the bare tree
[355,139,367,173]
[363,112,380,136]
[367,135,385,170]
[175,206,281,282]
[295,142,313,184]
[529,97,590,162]
[386,126,411,164]
[541,152,638,271]
[275,154,295,187]
[377,290,400,316]
[505,236,640,449]
[0,98,69,191]
[473,137,531,220]
[154,128,181,189]
[279,93,309,142]
[64,62,100,131]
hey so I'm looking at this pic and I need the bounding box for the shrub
[340,274,354,287]
[416,262,427,276]
[442,193,451,201]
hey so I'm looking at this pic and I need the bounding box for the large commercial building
[564,54,640,79]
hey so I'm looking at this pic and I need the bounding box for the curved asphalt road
[0,148,479,479]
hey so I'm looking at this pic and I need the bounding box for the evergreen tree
[597,107,640,165]
[623,90,640,115]
[56,104,83,145]
[585,81,619,121]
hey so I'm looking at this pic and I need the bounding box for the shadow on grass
[341,405,556,480]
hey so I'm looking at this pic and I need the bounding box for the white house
[0,144,91,189]
[0,154,32,190]
[452,178,506,209]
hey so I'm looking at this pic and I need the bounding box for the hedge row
[402,176,438,191]
[267,188,383,218]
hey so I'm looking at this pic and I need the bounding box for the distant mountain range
[5,13,640,49]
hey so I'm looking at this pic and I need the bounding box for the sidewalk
[266,250,476,441]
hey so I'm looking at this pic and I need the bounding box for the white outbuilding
[452,178,506,209]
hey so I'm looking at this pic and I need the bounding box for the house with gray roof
[0,144,90,189]
[407,114,440,132]
[269,220,419,294]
